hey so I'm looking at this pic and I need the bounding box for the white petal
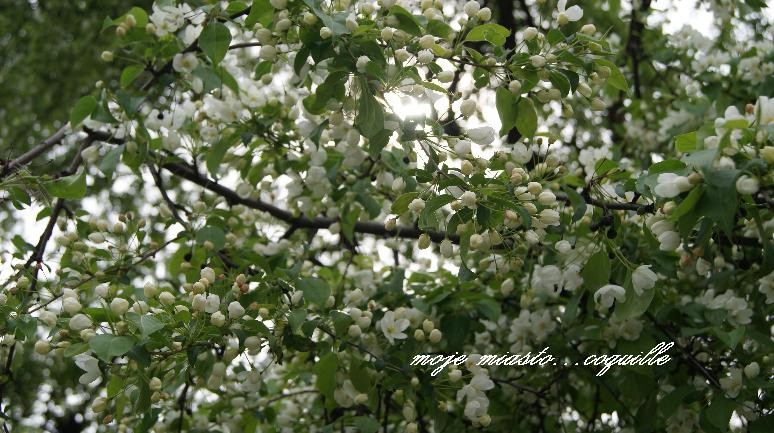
[565,5,583,21]
[558,0,567,12]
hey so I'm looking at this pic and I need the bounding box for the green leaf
[126,312,164,338]
[99,145,124,178]
[254,61,272,80]
[391,192,419,214]
[245,0,273,27]
[120,65,144,88]
[199,23,232,65]
[495,87,518,136]
[64,342,89,357]
[116,90,144,115]
[702,395,735,432]
[340,204,360,243]
[465,23,511,46]
[695,168,739,236]
[354,91,384,137]
[304,0,349,36]
[388,5,422,36]
[353,416,380,433]
[714,326,745,349]
[350,360,371,392]
[595,59,628,92]
[582,251,611,291]
[298,277,330,306]
[107,375,124,398]
[474,299,501,321]
[47,169,87,199]
[426,20,453,38]
[89,334,136,362]
[207,132,239,176]
[614,283,655,320]
[674,131,697,152]
[196,225,226,250]
[314,352,337,400]
[669,186,704,221]
[70,95,97,127]
[549,70,571,96]
[515,97,538,138]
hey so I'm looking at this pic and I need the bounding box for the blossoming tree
[0,0,772,432]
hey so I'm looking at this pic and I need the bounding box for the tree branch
[0,125,68,181]
[161,160,459,244]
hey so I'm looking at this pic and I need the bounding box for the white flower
[269,0,287,9]
[62,297,82,314]
[75,354,101,385]
[658,231,681,251]
[245,336,261,351]
[735,175,759,195]
[511,143,532,164]
[392,177,405,192]
[395,48,411,62]
[523,27,538,40]
[192,294,206,311]
[477,7,492,21]
[467,126,495,145]
[755,96,774,125]
[555,240,572,254]
[417,49,434,64]
[211,311,226,327]
[460,191,477,209]
[632,265,658,295]
[744,362,759,378]
[205,294,220,314]
[530,55,546,68]
[594,284,626,311]
[538,191,557,206]
[460,99,477,117]
[719,368,743,398]
[39,310,58,327]
[228,301,245,319]
[320,26,332,39]
[408,198,425,213]
[463,0,480,17]
[172,52,199,74]
[69,314,92,331]
[440,239,454,257]
[539,209,560,226]
[557,0,583,25]
[110,298,130,315]
[419,34,435,49]
[259,45,277,60]
[356,55,370,73]
[527,310,554,341]
[380,311,410,344]
[654,173,692,198]
[345,13,358,31]
[201,267,216,285]
[454,139,472,156]
[437,70,454,82]
[159,291,175,305]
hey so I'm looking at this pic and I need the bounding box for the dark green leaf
[199,23,232,65]
[70,95,97,127]
[89,334,136,362]
[465,23,511,46]
[298,277,330,306]
[47,169,87,199]
[515,97,538,138]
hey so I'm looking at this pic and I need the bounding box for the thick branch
[161,160,458,243]
[0,125,68,181]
